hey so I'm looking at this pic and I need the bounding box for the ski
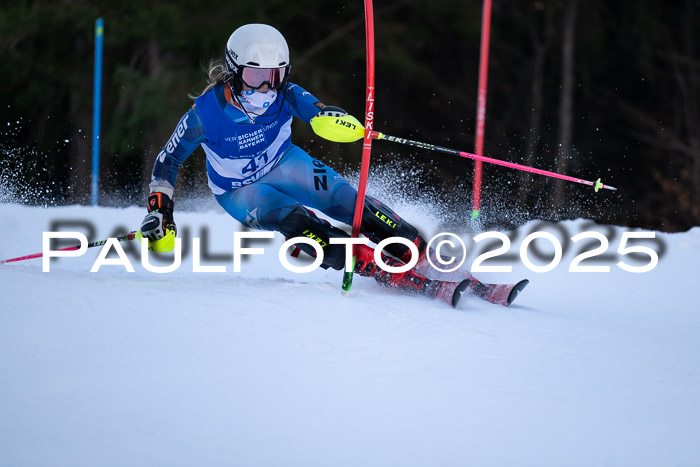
[425,278,473,308]
[414,250,529,307]
[286,242,528,308]
[423,276,528,308]
[465,278,529,307]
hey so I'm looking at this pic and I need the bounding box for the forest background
[1,0,698,232]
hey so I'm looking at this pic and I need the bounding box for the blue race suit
[150,83,357,230]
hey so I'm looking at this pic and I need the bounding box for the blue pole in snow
[91,18,104,206]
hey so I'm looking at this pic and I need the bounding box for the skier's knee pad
[361,196,424,259]
[277,204,349,270]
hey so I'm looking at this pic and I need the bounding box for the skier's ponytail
[189,59,229,102]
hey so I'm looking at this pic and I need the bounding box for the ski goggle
[240,66,288,90]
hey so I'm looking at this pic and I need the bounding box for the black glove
[141,192,176,241]
[316,105,347,118]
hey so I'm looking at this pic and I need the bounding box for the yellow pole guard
[135,229,176,253]
[310,114,366,143]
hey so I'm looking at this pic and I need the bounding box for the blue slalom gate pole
[91,18,104,206]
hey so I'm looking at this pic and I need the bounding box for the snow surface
[1,202,699,466]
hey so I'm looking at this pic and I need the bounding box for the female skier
[139,23,472,305]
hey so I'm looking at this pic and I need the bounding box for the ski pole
[310,116,617,192]
[0,231,138,265]
[374,131,617,192]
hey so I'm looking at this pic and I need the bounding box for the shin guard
[361,196,426,262]
[277,205,349,270]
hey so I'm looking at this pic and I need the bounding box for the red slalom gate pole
[342,0,376,294]
[471,0,493,220]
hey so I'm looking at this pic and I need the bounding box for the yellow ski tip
[310,114,365,143]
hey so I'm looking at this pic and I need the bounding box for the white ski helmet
[225,24,290,92]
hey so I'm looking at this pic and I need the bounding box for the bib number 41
[242,153,270,175]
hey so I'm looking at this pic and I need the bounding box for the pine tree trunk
[68,109,93,205]
[551,0,578,213]
[516,3,556,208]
